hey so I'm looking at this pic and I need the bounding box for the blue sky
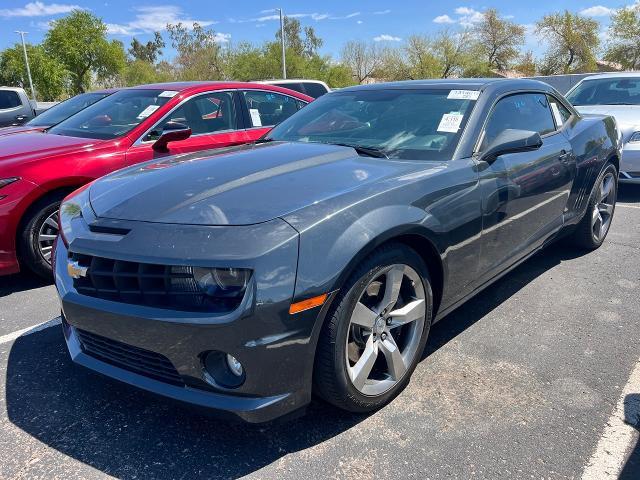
[0,1,630,59]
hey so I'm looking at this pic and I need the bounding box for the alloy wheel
[591,172,616,243]
[345,264,426,396]
[38,210,59,264]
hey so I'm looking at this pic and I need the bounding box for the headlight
[192,267,251,297]
[0,177,20,189]
[629,131,640,143]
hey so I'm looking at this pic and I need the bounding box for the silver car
[566,73,640,184]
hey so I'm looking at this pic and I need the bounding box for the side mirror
[152,122,191,152]
[480,129,543,163]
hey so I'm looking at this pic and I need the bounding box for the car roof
[338,78,554,93]
[257,79,328,85]
[578,72,640,82]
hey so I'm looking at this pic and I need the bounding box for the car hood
[0,125,46,137]
[89,142,430,226]
[0,131,103,166]
[575,105,640,128]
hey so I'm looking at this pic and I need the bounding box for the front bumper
[56,216,327,423]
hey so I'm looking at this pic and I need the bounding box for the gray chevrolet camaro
[55,79,620,422]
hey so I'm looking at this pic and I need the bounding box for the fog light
[226,353,243,377]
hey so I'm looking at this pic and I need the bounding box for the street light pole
[277,8,286,79]
[15,31,36,102]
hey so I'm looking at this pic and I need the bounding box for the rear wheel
[19,193,65,279]
[569,163,617,250]
[314,243,433,412]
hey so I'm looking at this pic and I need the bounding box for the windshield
[266,88,477,160]
[566,78,640,106]
[27,92,111,127]
[48,89,173,140]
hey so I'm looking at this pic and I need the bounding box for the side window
[243,91,304,127]
[547,95,572,127]
[146,91,237,141]
[482,93,556,150]
[0,91,21,110]
[302,82,329,98]
[273,83,306,95]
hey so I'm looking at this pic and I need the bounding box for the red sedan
[0,82,312,277]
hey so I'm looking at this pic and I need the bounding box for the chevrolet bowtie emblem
[67,260,88,279]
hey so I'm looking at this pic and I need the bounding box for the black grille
[76,328,184,385]
[70,253,236,312]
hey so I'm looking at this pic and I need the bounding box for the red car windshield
[48,89,174,140]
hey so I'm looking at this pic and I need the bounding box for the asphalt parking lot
[1,187,639,479]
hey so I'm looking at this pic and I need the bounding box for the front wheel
[314,243,433,413]
[569,162,618,250]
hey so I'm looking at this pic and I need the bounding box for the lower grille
[76,328,184,386]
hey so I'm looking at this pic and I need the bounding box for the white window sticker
[437,113,464,133]
[158,90,179,98]
[447,90,481,100]
[249,108,262,127]
[136,105,160,119]
[550,102,563,126]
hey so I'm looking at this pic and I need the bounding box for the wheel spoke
[44,217,59,230]
[351,302,378,329]
[378,265,404,313]
[600,177,613,202]
[38,233,57,242]
[349,335,378,390]
[388,299,425,328]
[379,334,407,381]
[598,203,613,216]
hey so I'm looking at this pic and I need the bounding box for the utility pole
[277,8,286,79]
[15,31,36,102]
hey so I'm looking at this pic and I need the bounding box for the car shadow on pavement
[620,393,640,480]
[5,243,587,479]
[618,184,640,204]
[0,271,50,297]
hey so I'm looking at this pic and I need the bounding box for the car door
[125,90,251,165]
[477,92,575,282]
[240,89,307,140]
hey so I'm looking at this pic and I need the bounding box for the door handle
[558,150,572,164]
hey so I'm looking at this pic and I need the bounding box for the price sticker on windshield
[158,90,179,98]
[437,113,464,133]
[447,90,480,100]
[136,105,160,119]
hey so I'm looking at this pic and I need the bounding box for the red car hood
[0,132,105,166]
[0,125,46,137]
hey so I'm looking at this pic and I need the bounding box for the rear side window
[0,91,21,110]
[273,83,306,95]
[547,95,572,127]
[242,91,303,127]
[302,82,329,98]
[482,93,556,149]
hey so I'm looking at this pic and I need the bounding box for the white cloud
[433,14,455,24]
[213,32,231,43]
[579,5,614,17]
[374,34,402,42]
[0,1,80,17]
[357,20,363,24]
[248,11,360,22]
[106,6,216,35]
[455,6,484,26]
[373,10,391,15]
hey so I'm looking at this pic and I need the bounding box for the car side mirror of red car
[152,122,192,152]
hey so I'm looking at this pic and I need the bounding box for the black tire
[568,162,618,250]
[18,192,66,280]
[313,243,433,413]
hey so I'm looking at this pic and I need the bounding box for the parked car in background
[566,73,640,184]
[256,79,330,98]
[56,79,619,422]
[0,81,311,278]
[0,89,116,137]
[0,87,56,127]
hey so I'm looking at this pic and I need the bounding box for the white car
[254,79,330,99]
[566,73,640,184]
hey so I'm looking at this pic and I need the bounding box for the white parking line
[581,359,640,479]
[617,203,640,209]
[0,317,61,345]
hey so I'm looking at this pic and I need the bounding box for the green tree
[0,43,69,100]
[44,10,126,93]
[515,51,537,76]
[535,11,600,74]
[121,59,172,86]
[605,4,640,69]
[129,32,165,63]
[167,22,229,80]
[341,40,383,83]
[431,29,474,78]
[404,35,440,79]
[275,17,323,59]
[475,8,525,71]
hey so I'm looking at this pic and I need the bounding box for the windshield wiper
[332,142,389,158]
[253,137,274,144]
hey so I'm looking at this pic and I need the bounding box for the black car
[55,79,620,422]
